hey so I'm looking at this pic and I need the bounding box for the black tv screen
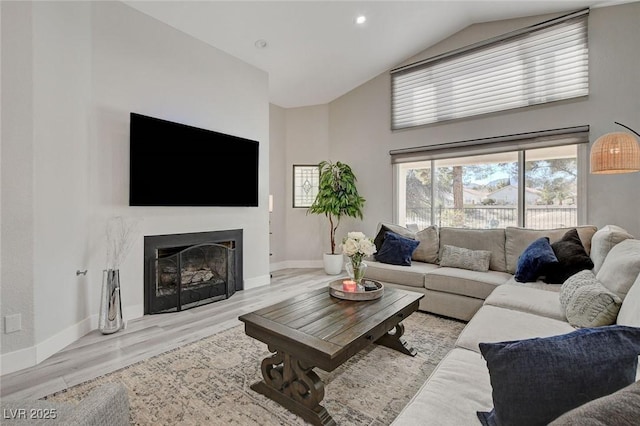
[129,113,259,207]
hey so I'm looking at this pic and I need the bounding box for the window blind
[391,9,589,130]
[389,126,589,164]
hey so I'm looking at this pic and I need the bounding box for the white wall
[1,1,270,374]
[586,4,640,235]
[1,1,37,369]
[32,0,93,359]
[284,106,330,264]
[270,4,640,266]
[269,104,286,267]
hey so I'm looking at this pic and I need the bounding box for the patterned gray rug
[46,312,465,425]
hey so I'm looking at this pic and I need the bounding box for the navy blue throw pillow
[515,237,559,282]
[375,231,420,266]
[477,325,640,426]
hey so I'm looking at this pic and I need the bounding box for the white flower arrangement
[341,231,376,264]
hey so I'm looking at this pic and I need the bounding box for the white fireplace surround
[0,1,271,375]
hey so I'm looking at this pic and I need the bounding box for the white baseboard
[270,260,324,271]
[1,316,93,375]
[244,274,271,290]
[0,345,37,376]
[1,303,145,375]
[123,304,144,323]
[35,316,94,365]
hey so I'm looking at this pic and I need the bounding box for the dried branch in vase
[106,216,140,270]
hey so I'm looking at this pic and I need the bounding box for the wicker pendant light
[590,122,640,174]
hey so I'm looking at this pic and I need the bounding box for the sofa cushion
[373,222,415,252]
[503,276,562,292]
[439,245,491,272]
[375,231,420,266]
[484,284,566,321]
[439,227,507,272]
[560,270,622,328]
[597,239,640,300]
[515,237,558,282]
[364,259,437,288]
[422,289,485,322]
[505,225,598,274]
[412,225,439,264]
[425,268,512,300]
[544,229,594,284]
[549,379,640,426]
[391,348,493,426]
[455,305,575,353]
[590,225,634,274]
[617,273,640,327]
[477,325,640,426]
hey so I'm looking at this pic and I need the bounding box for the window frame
[392,128,589,229]
[292,164,320,208]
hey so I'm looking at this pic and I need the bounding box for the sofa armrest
[0,384,130,426]
[65,383,130,426]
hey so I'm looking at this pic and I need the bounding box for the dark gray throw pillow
[373,223,415,252]
[477,325,640,426]
[544,228,594,284]
[549,379,640,426]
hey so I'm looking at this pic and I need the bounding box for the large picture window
[394,128,587,229]
[391,9,589,130]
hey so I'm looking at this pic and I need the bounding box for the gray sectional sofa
[365,224,599,321]
[376,224,640,425]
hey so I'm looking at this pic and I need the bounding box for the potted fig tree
[307,160,366,274]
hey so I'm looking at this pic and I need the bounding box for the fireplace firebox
[144,230,243,314]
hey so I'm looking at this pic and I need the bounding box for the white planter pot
[323,253,344,275]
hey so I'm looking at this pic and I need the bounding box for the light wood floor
[0,268,337,401]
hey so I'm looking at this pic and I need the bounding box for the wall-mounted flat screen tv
[129,113,259,207]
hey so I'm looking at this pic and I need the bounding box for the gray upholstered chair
[1,383,130,426]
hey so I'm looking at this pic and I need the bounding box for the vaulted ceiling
[125,1,627,108]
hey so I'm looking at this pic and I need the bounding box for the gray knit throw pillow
[439,245,491,272]
[560,270,622,328]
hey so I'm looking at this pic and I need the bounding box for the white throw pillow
[590,225,634,274]
[596,239,640,300]
[617,273,640,327]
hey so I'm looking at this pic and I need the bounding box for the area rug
[46,312,465,425]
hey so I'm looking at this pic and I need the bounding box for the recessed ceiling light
[355,15,366,25]
[254,39,268,49]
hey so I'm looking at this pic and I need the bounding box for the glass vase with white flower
[341,232,377,289]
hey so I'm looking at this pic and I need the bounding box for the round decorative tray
[329,279,384,301]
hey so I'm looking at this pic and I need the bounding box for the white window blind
[391,9,589,130]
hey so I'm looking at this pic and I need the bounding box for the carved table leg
[251,346,336,426]
[375,322,418,357]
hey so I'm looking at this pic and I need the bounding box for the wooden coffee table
[238,285,424,425]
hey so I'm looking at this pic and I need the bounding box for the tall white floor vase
[99,269,124,334]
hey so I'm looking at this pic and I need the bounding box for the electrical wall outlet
[5,313,22,333]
